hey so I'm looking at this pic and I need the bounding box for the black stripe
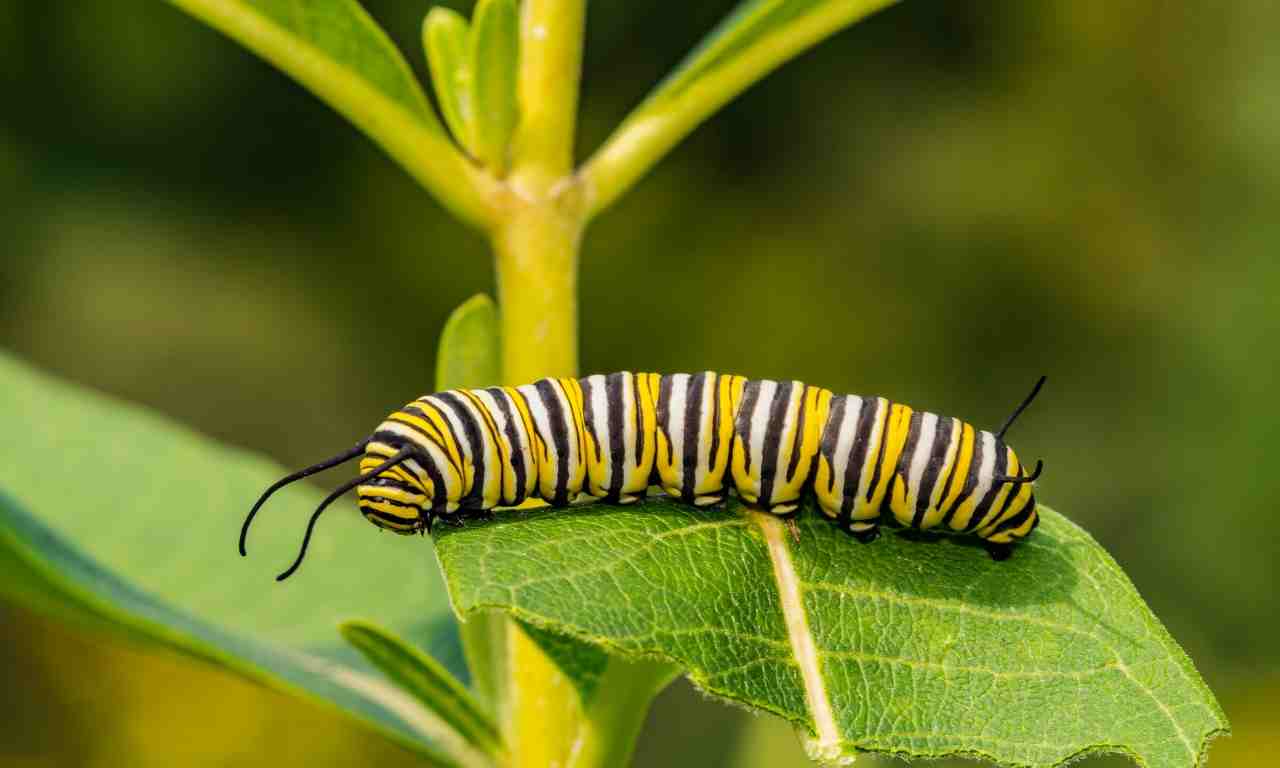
[897,411,923,483]
[785,383,808,481]
[534,379,572,506]
[757,381,792,506]
[913,416,954,529]
[990,462,1028,527]
[966,442,1009,532]
[656,374,675,470]
[841,397,878,518]
[735,380,762,474]
[682,373,705,500]
[606,373,626,499]
[992,496,1035,534]
[935,422,968,521]
[819,395,847,496]
[864,400,893,503]
[580,376,601,463]
[631,373,646,465]
[485,387,528,505]
[357,495,421,512]
[943,429,985,527]
[435,392,488,508]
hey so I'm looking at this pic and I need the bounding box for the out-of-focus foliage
[0,351,464,761]
[0,0,1275,766]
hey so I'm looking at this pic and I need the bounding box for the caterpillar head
[988,446,1041,545]
[240,436,435,581]
[356,450,433,536]
[984,375,1048,548]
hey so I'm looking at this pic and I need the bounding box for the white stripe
[749,380,777,483]
[621,373,638,484]
[969,430,1000,516]
[585,374,611,492]
[774,382,801,486]
[667,373,689,487]
[927,418,961,512]
[905,412,938,514]
[517,382,557,491]
[694,372,716,487]
[425,395,474,467]
[852,398,887,507]
[829,396,862,499]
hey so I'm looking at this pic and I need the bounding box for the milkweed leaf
[434,500,1228,767]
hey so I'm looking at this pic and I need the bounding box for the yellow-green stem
[509,0,585,194]
[492,200,582,381]
[491,196,584,768]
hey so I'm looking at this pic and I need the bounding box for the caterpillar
[241,373,1045,580]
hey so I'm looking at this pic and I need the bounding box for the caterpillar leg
[984,541,1013,561]
[838,520,880,544]
[462,508,496,522]
[438,513,468,528]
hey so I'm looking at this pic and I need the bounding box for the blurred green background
[1,0,1275,765]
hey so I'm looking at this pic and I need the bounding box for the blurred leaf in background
[1,0,1276,766]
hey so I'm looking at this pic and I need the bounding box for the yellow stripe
[505,386,543,497]
[868,403,913,512]
[459,388,507,507]
[919,418,964,529]
[358,498,421,520]
[937,422,975,516]
[633,373,659,490]
[558,377,589,492]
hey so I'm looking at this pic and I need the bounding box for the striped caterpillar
[242,373,1045,580]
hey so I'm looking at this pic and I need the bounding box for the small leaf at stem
[436,294,502,392]
[470,0,520,174]
[341,620,504,758]
[424,7,477,156]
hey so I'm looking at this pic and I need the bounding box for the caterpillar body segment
[246,372,1045,579]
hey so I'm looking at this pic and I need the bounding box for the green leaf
[435,499,1229,768]
[0,351,466,763]
[470,0,520,174]
[341,620,503,759]
[424,7,477,156]
[582,0,899,217]
[165,0,491,226]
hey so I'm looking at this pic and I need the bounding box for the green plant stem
[491,198,583,381]
[489,195,583,768]
[509,0,586,194]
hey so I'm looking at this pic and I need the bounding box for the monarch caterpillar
[241,373,1045,580]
